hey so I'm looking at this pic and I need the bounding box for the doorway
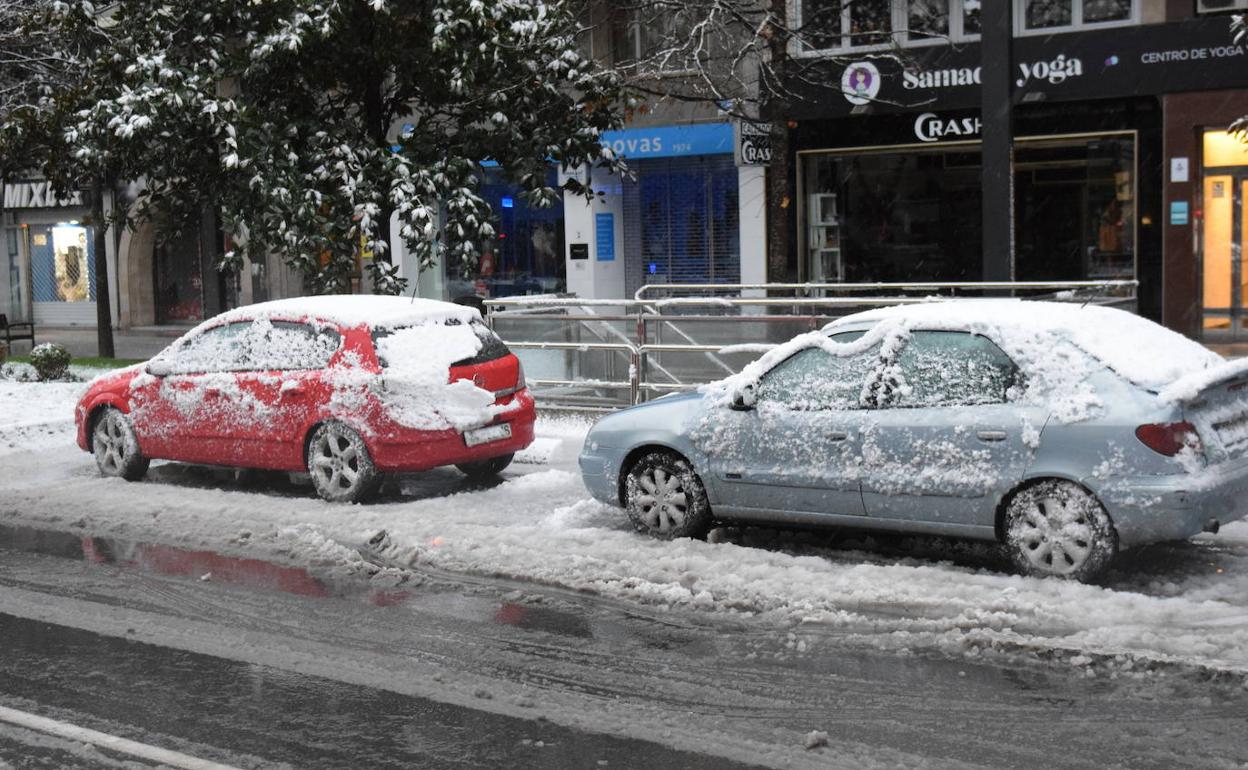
[1201,130,1248,338]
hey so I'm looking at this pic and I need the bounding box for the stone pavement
[5,326,189,360]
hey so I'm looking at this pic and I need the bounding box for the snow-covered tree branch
[3,0,630,295]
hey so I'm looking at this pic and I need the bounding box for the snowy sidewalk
[6,376,1248,678]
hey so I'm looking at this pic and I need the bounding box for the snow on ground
[5,377,1248,676]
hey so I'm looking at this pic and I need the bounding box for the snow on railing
[485,280,1139,409]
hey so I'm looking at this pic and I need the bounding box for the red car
[75,296,535,502]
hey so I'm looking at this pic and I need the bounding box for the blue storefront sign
[600,123,733,160]
[595,213,615,262]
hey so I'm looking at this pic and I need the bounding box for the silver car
[578,300,1248,581]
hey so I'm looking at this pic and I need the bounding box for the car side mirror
[146,360,172,377]
[730,383,757,411]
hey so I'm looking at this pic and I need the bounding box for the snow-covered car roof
[826,299,1222,392]
[210,295,481,329]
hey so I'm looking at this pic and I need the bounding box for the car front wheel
[307,422,380,503]
[92,408,150,481]
[624,451,712,540]
[1003,479,1117,581]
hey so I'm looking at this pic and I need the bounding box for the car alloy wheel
[307,422,380,503]
[624,451,712,540]
[92,408,150,481]
[1004,479,1117,581]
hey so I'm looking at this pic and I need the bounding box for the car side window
[168,323,248,374]
[755,339,881,410]
[238,319,341,371]
[888,331,1018,408]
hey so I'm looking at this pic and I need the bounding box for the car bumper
[1095,456,1248,546]
[578,444,621,506]
[370,390,536,472]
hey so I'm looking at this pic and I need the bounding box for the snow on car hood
[827,299,1222,393]
[373,322,515,432]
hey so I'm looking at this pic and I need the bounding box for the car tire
[307,422,381,503]
[91,408,150,481]
[1003,479,1117,581]
[624,451,712,540]
[456,453,514,479]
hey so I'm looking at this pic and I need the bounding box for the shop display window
[30,224,95,304]
[799,132,1137,286]
[444,167,565,300]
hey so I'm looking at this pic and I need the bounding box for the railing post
[634,308,646,405]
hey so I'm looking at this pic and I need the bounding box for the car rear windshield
[371,319,510,368]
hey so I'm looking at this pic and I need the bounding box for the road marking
[0,705,241,770]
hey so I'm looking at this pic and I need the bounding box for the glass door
[1202,130,1248,338]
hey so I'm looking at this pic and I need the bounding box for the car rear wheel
[1003,480,1117,581]
[456,453,514,479]
[307,422,380,503]
[624,451,712,540]
[92,408,150,481]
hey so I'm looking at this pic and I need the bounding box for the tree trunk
[762,0,796,285]
[765,122,793,284]
[91,179,115,359]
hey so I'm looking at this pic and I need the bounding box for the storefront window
[30,224,94,304]
[1014,136,1135,281]
[802,148,983,283]
[154,226,204,323]
[445,167,565,300]
[622,156,740,295]
[800,133,1137,286]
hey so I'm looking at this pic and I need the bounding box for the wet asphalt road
[3,524,1248,769]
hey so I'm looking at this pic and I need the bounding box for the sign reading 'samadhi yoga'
[789,17,1248,119]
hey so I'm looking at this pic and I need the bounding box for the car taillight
[516,360,526,391]
[1135,421,1202,457]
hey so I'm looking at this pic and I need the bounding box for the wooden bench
[0,314,34,350]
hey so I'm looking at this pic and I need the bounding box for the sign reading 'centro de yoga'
[790,17,1248,119]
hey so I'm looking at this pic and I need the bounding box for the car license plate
[464,422,512,447]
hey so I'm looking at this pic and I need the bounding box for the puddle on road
[0,524,672,649]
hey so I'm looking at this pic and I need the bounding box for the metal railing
[486,280,1138,410]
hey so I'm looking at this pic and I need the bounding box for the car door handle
[282,386,306,399]
[204,387,222,398]
[826,431,849,441]
[976,430,1008,442]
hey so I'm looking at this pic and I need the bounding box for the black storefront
[785,16,1248,324]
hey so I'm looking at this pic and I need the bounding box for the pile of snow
[208,294,480,332]
[373,321,514,431]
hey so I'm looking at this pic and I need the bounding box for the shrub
[29,343,71,381]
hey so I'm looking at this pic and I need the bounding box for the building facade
[783,0,1248,336]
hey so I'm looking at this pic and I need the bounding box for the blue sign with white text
[600,124,733,160]
[595,213,615,262]
[1170,201,1189,226]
